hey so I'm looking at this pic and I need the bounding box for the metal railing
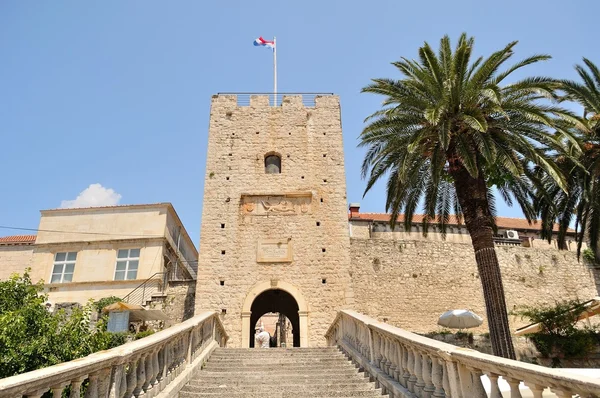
[122,272,166,306]
[493,236,523,247]
[217,92,334,107]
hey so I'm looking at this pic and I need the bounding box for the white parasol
[438,309,483,329]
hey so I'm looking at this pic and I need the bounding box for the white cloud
[60,183,122,209]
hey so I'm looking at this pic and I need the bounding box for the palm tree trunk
[451,165,517,360]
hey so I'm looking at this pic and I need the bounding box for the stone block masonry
[349,238,600,333]
[195,94,354,347]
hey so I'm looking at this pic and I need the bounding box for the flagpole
[273,36,277,106]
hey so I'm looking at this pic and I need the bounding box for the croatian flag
[253,36,275,50]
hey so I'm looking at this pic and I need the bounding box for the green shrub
[512,299,599,367]
[583,248,597,264]
[93,296,122,313]
[134,330,155,340]
[0,271,128,378]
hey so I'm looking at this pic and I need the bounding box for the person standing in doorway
[255,327,270,348]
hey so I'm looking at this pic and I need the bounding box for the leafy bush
[0,271,127,378]
[513,299,599,367]
[583,248,598,264]
[134,330,155,340]
[93,296,122,313]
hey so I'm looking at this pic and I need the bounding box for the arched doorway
[250,289,299,347]
[241,280,309,347]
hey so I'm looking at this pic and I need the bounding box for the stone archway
[241,280,309,347]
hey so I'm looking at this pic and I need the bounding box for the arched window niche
[264,152,282,174]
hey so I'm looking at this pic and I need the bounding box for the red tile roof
[350,213,571,233]
[0,235,37,244]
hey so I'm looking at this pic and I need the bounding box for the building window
[115,248,140,280]
[265,154,281,174]
[51,252,77,283]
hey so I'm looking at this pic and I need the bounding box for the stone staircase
[180,347,388,397]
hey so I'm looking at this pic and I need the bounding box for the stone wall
[0,245,33,280]
[163,281,196,325]
[349,238,600,333]
[195,95,354,347]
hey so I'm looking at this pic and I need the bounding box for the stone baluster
[69,377,86,398]
[406,348,417,393]
[97,368,112,398]
[186,330,194,365]
[505,377,523,398]
[413,349,425,395]
[373,332,382,369]
[152,349,161,393]
[134,355,146,397]
[379,335,388,373]
[523,382,546,398]
[443,360,463,398]
[172,339,180,377]
[458,366,487,397]
[421,353,435,398]
[398,343,407,387]
[164,343,171,384]
[404,345,414,391]
[431,357,445,398]
[361,326,368,357]
[50,382,69,398]
[152,350,161,397]
[124,357,138,398]
[143,352,154,397]
[119,363,127,398]
[158,346,167,390]
[84,372,100,398]
[108,363,125,398]
[385,337,394,377]
[392,341,401,382]
[172,340,179,378]
[388,341,398,380]
[486,373,503,398]
[442,360,451,398]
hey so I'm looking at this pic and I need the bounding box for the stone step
[204,360,354,368]
[210,352,346,358]
[202,366,356,373]
[208,354,347,360]
[213,348,340,352]
[186,378,370,388]
[181,348,383,397]
[190,373,368,384]
[209,351,345,358]
[182,384,377,394]
[179,389,386,398]
[194,368,360,377]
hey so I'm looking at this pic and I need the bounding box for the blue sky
[0,1,597,245]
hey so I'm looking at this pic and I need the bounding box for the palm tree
[359,34,578,359]
[537,58,600,262]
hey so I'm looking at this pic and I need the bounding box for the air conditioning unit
[505,230,519,240]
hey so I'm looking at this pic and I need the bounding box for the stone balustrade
[0,311,227,398]
[325,310,600,398]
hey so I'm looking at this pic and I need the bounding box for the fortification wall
[349,238,600,333]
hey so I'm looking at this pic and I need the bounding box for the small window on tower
[265,154,281,174]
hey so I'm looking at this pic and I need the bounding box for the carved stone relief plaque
[241,193,312,216]
[257,239,293,263]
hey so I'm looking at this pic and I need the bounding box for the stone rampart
[349,238,600,333]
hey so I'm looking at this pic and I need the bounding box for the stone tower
[195,94,353,347]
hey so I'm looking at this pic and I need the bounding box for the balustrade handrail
[326,310,600,397]
[0,311,228,397]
